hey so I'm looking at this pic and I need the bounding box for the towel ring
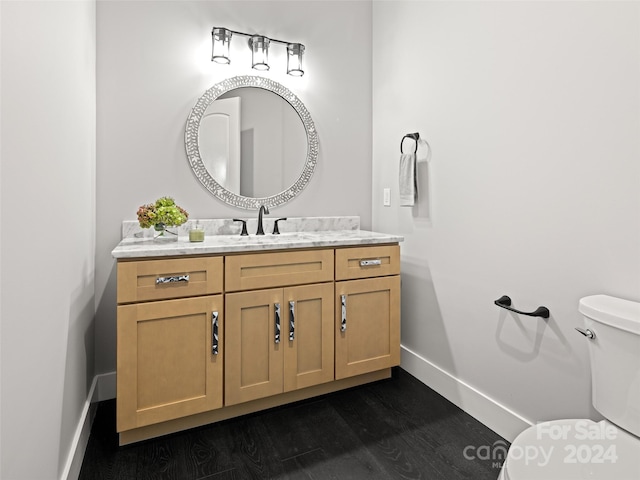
[401,132,420,154]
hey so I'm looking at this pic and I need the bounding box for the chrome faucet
[256,205,270,235]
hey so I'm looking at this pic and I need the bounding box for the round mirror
[185,76,318,209]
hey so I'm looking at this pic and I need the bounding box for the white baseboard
[400,345,532,442]
[59,375,98,480]
[60,372,116,480]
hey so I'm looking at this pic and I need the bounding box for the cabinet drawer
[117,256,223,303]
[335,245,400,280]
[225,249,334,292]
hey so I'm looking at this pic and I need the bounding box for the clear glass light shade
[212,27,232,64]
[249,36,270,71]
[287,43,305,76]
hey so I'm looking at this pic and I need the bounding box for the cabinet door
[117,295,223,432]
[335,276,401,380]
[283,282,334,392]
[225,288,284,406]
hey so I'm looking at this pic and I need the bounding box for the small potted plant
[137,197,189,238]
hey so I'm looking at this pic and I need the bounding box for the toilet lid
[503,419,640,480]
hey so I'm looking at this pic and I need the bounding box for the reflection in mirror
[185,76,318,210]
[199,97,241,193]
[200,88,307,198]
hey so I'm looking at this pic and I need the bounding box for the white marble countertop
[111,217,403,259]
[112,230,403,259]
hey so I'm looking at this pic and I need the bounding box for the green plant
[137,197,189,230]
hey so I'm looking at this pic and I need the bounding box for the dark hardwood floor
[79,369,506,479]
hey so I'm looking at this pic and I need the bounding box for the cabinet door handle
[274,303,281,344]
[156,274,189,285]
[212,311,219,355]
[289,301,295,341]
[360,259,381,267]
[341,294,347,332]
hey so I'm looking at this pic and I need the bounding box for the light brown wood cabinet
[115,244,400,444]
[117,295,224,431]
[335,276,401,379]
[334,245,401,379]
[225,282,334,406]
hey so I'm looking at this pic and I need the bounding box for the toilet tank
[579,295,640,437]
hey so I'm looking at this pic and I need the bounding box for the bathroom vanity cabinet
[116,257,225,432]
[335,246,401,380]
[223,249,335,406]
[114,236,401,445]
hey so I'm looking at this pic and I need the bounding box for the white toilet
[499,294,640,479]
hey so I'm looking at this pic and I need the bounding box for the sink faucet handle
[272,218,287,235]
[232,219,249,236]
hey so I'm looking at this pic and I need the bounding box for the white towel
[399,153,417,206]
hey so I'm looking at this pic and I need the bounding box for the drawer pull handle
[289,301,295,341]
[360,259,382,267]
[341,294,347,332]
[156,274,189,285]
[212,311,219,355]
[275,303,281,344]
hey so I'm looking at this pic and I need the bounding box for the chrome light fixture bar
[211,27,305,76]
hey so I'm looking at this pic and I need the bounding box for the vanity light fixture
[211,27,232,64]
[286,43,304,76]
[211,27,305,76]
[249,35,270,71]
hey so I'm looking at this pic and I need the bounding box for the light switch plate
[383,188,391,206]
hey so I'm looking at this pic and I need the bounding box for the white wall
[372,1,640,440]
[95,0,373,375]
[0,1,96,479]
[4,2,635,475]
